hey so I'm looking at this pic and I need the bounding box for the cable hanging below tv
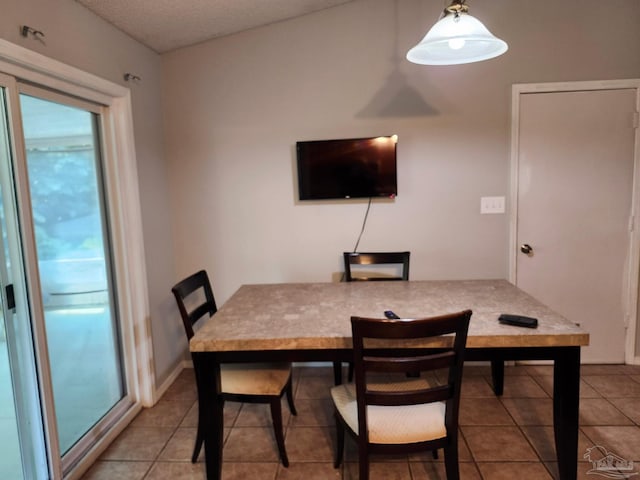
[296,135,398,200]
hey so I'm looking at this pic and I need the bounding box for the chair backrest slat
[364,350,456,374]
[366,384,452,406]
[171,270,217,340]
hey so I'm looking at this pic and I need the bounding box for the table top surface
[190,279,589,352]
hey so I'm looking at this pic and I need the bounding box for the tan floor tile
[579,398,634,425]
[158,427,198,462]
[578,379,602,398]
[500,398,554,425]
[582,375,640,397]
[458,397,514,426]
[221,462,278,480]
[342,435,407,463]
[288,398,334,427]
[179,403,199,428]
[160,371,198,404]
[545,460,613,480]
[522,365,553,376]
[503,365,534,376]
[176,367,197,381]
[234,401,292,427]
[498,375,549,398]
[608,397,640,424]
[407,432,473,462]
[460,376,495,398]
[285,426,335,462]
[344,449,409,464]
[131,398,191,428]
[100,427,174,461]
[457,431,478,463]
[294,365,336,377]
[290,371,301,393]
[223,427,281,462]
[580,364,640,375]
[81,365,640,480]
[461,365,492,377]
[275,462,341,479]
[80,460,151,480]
[343,460,412,480]
[581,426,640,461]
[520,426,592,462]
[532,376,601,398]
[160,385,198,405]
[410,460,482,479]
[144,461,206,480]
[462,426,538,461]
[531,375,554,397]
[180,400,242,428]
[223,401,243,426]
[295,375,335,399]
[476,462,553,479]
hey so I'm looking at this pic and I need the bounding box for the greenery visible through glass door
[20,93,124,454]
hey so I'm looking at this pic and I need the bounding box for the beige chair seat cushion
[221,362,291,395]
[331,382,446,444]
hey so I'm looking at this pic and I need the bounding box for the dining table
[189,279,589,480]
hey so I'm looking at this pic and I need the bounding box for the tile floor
[80,364,640,480]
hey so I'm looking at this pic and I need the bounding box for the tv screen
[296,135,398,200]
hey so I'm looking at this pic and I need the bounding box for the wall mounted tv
[296,135,398,200]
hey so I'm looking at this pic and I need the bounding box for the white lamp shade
[406,12,508,65]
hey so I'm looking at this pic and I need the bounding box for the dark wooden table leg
[193,352,223,480]
[490,359,504,396]
[333,361,343,385]
[553,347,581,480]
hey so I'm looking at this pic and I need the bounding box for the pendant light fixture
[406,0,508,65]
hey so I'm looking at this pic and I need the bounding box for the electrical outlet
[480,196,505,214]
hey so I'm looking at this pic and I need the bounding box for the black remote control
[384,310,400,319]
[498,313,538,328]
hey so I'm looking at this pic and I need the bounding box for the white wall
[0,0,635,396]
[0,0,180,385]
[162,0,640,305]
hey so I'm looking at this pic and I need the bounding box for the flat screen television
[296,135,398,200]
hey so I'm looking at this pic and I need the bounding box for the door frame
[509,79,640,365]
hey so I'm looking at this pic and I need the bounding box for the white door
[513,85,638,363]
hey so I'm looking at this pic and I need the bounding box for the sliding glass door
[0,84,27,480]
[0,74,132,478]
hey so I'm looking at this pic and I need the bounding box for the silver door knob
[520,244,533,255]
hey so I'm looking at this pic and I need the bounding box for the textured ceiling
[76,0,353,53]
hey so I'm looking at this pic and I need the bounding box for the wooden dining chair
[171,270,297,465]
[334,251,411,384]
[331,310,472,480]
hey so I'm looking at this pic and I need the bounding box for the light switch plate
[480,196,505,214]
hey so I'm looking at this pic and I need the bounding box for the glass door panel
[0,234,23,476]
[0,83,47,480]
[19,93,124,454]
[0,89,22,468]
